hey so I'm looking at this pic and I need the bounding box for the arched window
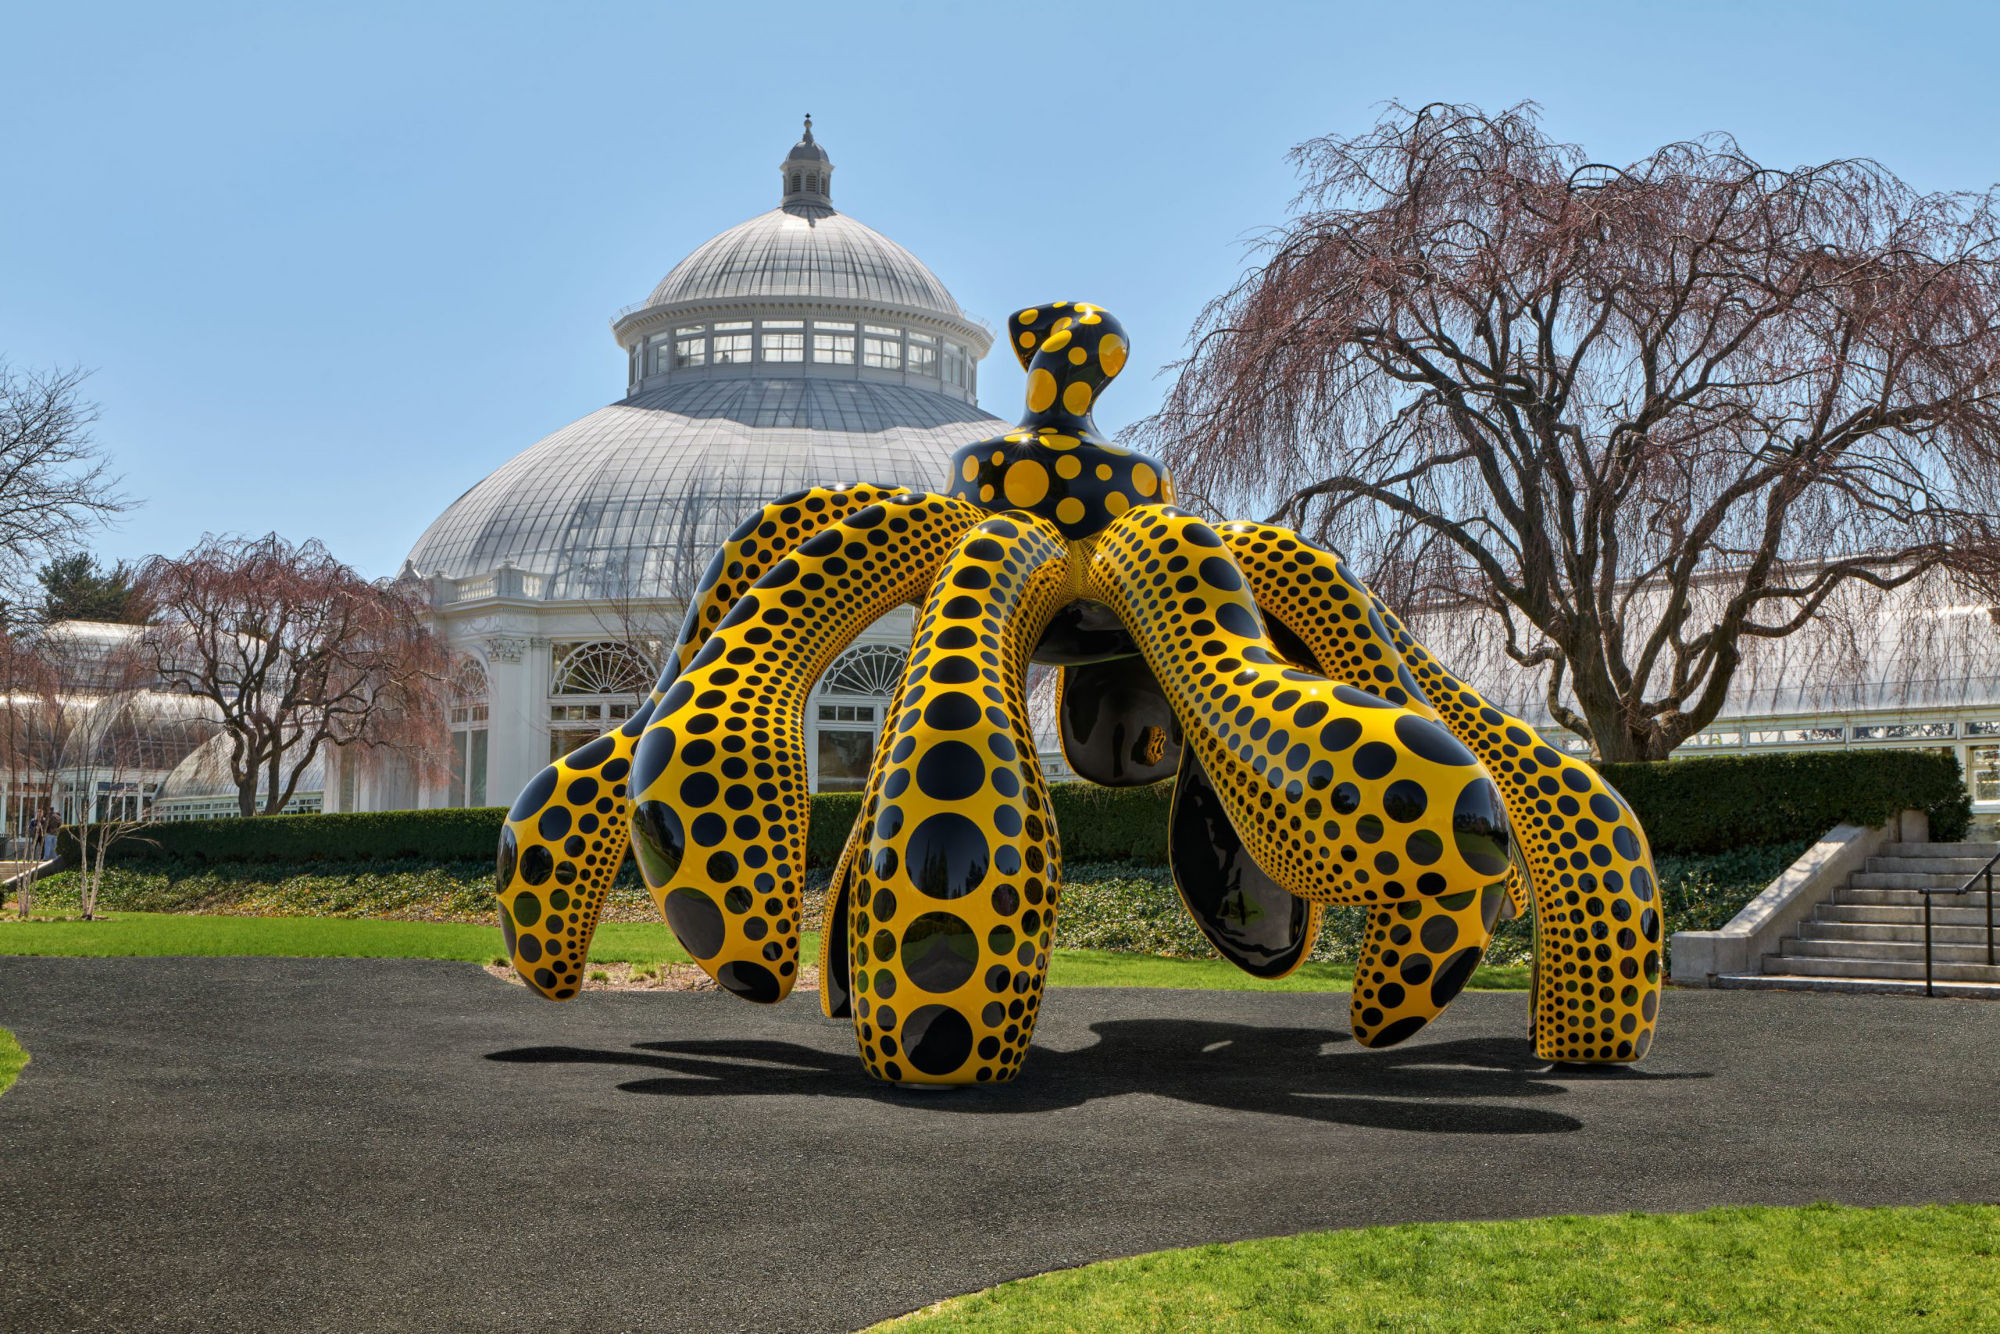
[789,171,802,193]
[552,641,655,697]
[547,640,657,762]
[449,659,490,808]
[821,643,907,697]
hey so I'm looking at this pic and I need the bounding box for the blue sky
[5,0,1996,577]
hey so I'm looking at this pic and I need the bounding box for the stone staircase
[1717,842,2000,997]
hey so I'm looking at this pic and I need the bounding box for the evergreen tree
[36,553,142,623]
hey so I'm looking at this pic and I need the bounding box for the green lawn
[876,1204,2000,1332]
[0,912,703,966]
[0,912,1528,990]
[0,1026,25,1097]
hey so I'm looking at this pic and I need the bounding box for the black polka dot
[1419,914,1460,953]
[508,766,558,821]
[519,845,553,886]
[903,813,989,900]
[1321,718,1362,752]
[1429,945,1483,1007]
[1452,779,1511,876]
[663,887,725,960]
[495,826,518,888]
[1353,742,1397,780]
[1364,1015,1428,1048]
[1197,556,1242,592]
[715,960,780,1003]
[916,742,985,802]
[1383,780,1428,822]
[1215,602,1259,637]
[923,693,981,731]
[632,799,684,886]
[901,1005,974,1076]
[902,912,979,992]
[1394,715,1476,766]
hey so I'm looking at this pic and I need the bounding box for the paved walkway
[2,957,1996,1333]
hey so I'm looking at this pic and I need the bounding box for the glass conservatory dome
[643,207,969,317]
[404,118,1001,599]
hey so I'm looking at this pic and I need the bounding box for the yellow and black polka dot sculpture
[494,302,1664,1084]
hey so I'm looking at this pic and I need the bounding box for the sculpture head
[1007,301,1129,429]
[948,302,1170,538]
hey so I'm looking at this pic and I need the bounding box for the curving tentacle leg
[1371,602,1662,1062]
[1055,657,1182,787]
[1167,750,1325,979]
[1083,506,1512,908]
[625,492,985,1003]
[1084,505,1515,1047]
[493,483,926,999]
[817,807,868,1020]
[1212,522,1662,1063]
[850,512,1072,1084]
[1215,522,1505,1045]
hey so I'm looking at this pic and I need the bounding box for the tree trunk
[81,826,100,920]
[1561,653,1661,765]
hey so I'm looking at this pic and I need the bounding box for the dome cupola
[405,120,1004,601]
[781,114,834,209]
[608,118,992,404]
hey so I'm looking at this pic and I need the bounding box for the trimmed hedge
[86,746,1970,868]
[85,807,511,865]
[1600,749,1970,854]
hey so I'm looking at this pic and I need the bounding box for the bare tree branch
[1133,102,2000,760]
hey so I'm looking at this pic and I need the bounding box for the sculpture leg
[627,492,985,1003]
[1082,506,1512,909]
[817,807,867,1020]
[1084,507,1516,1047]
[1371,599,1662,1062]
[494,483,925,998]
[851,513,1071,1085]
[1167,750,1325,979]
[1212,522,1661,1062]
[1213,522,1506,1045]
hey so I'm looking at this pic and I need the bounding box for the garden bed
[12,841,1807,970]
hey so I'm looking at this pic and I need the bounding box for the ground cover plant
[877,1203,2000,1332]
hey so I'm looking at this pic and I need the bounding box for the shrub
[86,747,1965,871]
[80,808,512,865]
[1600,749,1969,854]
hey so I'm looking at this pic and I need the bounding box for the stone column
[481,633,540,805]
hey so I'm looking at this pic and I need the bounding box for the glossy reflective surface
[1030,598,1139,665]
[1058,655,1183,787]
[822,873,853,1019]
[1168,752,1319,979]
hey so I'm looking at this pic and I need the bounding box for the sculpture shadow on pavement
[487,1020,1710,1135]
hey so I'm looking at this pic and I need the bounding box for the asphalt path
[2,957,1997,1333]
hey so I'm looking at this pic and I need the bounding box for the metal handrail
[1917,850,2000,996]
